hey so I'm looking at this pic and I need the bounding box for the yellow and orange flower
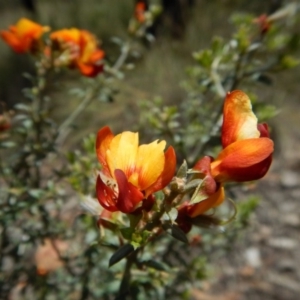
[50,28,105,77]
[96,126,176,213]
[179,90,274,221]
[211,90,273,183]
[0,18,49,53]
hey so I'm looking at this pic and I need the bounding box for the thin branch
[56,89,95,146]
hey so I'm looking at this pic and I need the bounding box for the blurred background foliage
[0,0,300,299]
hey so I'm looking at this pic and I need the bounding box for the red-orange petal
[96,175,118,212]
[211,138,274,182]
[145,146,177,196]
[96,126,114,175]
[222,90,260,148]
[0,30,24,53]
[114,169,144,213]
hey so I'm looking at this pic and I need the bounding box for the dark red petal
[176,204,193,233]
[96,175,118,212]
[114,169,144,213]
[258,123,270,138]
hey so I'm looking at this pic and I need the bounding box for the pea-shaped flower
[211,90,273,183]
[179,90,274,221]
[96,126,176,213]
[50,28,105,77]
[0,18,49,53]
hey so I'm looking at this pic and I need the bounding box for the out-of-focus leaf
[142,259,168,271]
[190,214,222,228]
[0,141,16,148]
[14,103,31,112]
[256,74,273,85]
[120,227,134,240]
[28,189,45,199]
[280,55,300,69]
[109,244,134,267]
[193,49,213,68]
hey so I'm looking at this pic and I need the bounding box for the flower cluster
[176,90,273,232]
[0,18,105,77]
[96,90,274,234]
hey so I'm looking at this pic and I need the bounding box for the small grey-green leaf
[0,141,16,148]
[176,160,188,179]
[142,259,168,271]
[14,103,31,112]
[28,189,44,199]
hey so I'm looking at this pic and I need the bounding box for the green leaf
[183,179,202,193]
[193,49,213,68]
[142,259,168,271]
[280,55,300,69]
[28,189,45,199]
[14,103,31,112]
[163,224,189,244]
[176,160,187,179]
[109,244,134,267]
[120,227,134,240]
[255,74,273,85]
[128,214,142,228]
[162,207,178,223]
[130,241,141,250]
[0,141,16,148]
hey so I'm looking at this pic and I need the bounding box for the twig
[56,89,96,146]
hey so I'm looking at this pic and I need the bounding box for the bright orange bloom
[135,1,147,23]
[211,90,273,183]
[179,90,274,221]
[50,28,105,77]
[0,18,49,53]
[96,126,176,213]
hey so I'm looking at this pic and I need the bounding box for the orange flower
[135,1,147,23]
[180,90,274,220]
[96,126,176,213]
[0,18,49,53]
[50,28,105,77]
[211,90,273,183]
